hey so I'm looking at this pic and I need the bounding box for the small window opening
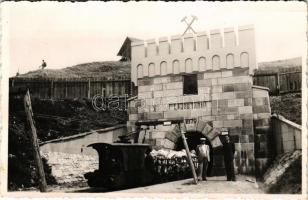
[183,74,198,95]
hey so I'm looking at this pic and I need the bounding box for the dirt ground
[118,175,264,194]
[48,175,263,194]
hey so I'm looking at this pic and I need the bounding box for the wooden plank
[88,80,91,98]
[10,78,136,100]
[279,74,286,93]
[24,90,48,192]
[180,120,198,184]
[268,75,277,94]
[50,81,53,99]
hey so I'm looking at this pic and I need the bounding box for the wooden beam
[87,79,91,99]
[179,121,198,184]
[135,117,184,126]
[24,90,48,192]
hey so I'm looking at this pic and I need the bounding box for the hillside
[15,57,302,79]
[255,57,302,74]
[17,61,130,79]
[258,57,301,68]
[270,93,301,125]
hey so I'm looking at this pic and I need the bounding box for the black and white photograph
[0,1,306,198]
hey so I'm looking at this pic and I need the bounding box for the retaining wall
[40,125,126,184]
[271,114,301,155]
[40,124,127,156]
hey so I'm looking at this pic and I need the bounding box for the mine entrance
[175,131,226,176]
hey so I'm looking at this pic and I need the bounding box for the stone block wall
[252,86,272,176]
[128,25,272,176]
[127,67,267,174]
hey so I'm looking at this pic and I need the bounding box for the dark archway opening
[175,131,226,177]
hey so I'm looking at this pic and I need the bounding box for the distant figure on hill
[41,60,47,70]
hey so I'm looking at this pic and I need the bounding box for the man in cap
[223,135,236,181]
[196,137,210,181]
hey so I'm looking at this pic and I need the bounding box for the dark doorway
[175,131,226,176]
[183,74,198,95]
[175,131,208,151]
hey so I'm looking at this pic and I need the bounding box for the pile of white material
[41,152,98,184]
[150,149,196,159]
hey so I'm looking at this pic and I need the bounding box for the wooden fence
[9,77,134,99]
[253,71,301,95]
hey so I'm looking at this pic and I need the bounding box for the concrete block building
[127,25,272,176]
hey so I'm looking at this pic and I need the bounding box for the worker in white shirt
[196,137,210,181]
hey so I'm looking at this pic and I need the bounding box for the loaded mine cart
[85,118,199,189]
[84,143,152,189]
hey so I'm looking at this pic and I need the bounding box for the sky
[2,1,307,76]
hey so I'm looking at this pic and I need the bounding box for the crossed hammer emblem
[181,15,198,35]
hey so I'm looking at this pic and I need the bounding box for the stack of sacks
[150,149,196,159]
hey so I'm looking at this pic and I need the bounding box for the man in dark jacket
[144,148,155,183]
[223,135,236,181]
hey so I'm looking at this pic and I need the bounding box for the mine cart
[84,142,153,189]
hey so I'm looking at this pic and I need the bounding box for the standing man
[223,135,236,181]
[144,147,155,184]
[196,137,210,181]
[41,60,47,69]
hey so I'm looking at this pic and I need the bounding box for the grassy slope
[17,61,130,79]
[9,98,127,141]
[263,151,302,194]
[258,57,301,68]
[270,93,301,125]
[16,57,301,79]
[271,155,301,194]
[256,57,301,74]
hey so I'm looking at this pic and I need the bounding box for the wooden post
[24,90,48,192]
[135,125,141,143]
[179,121,198,184]
[54,81,57,99]
[50,80,54,99]
[87,79,91,99]
[277,72,280,95]
[65,81,68,98]
[130,81,133,96]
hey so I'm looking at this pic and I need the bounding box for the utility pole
[179,120,198,184]
[24,90,47,192]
